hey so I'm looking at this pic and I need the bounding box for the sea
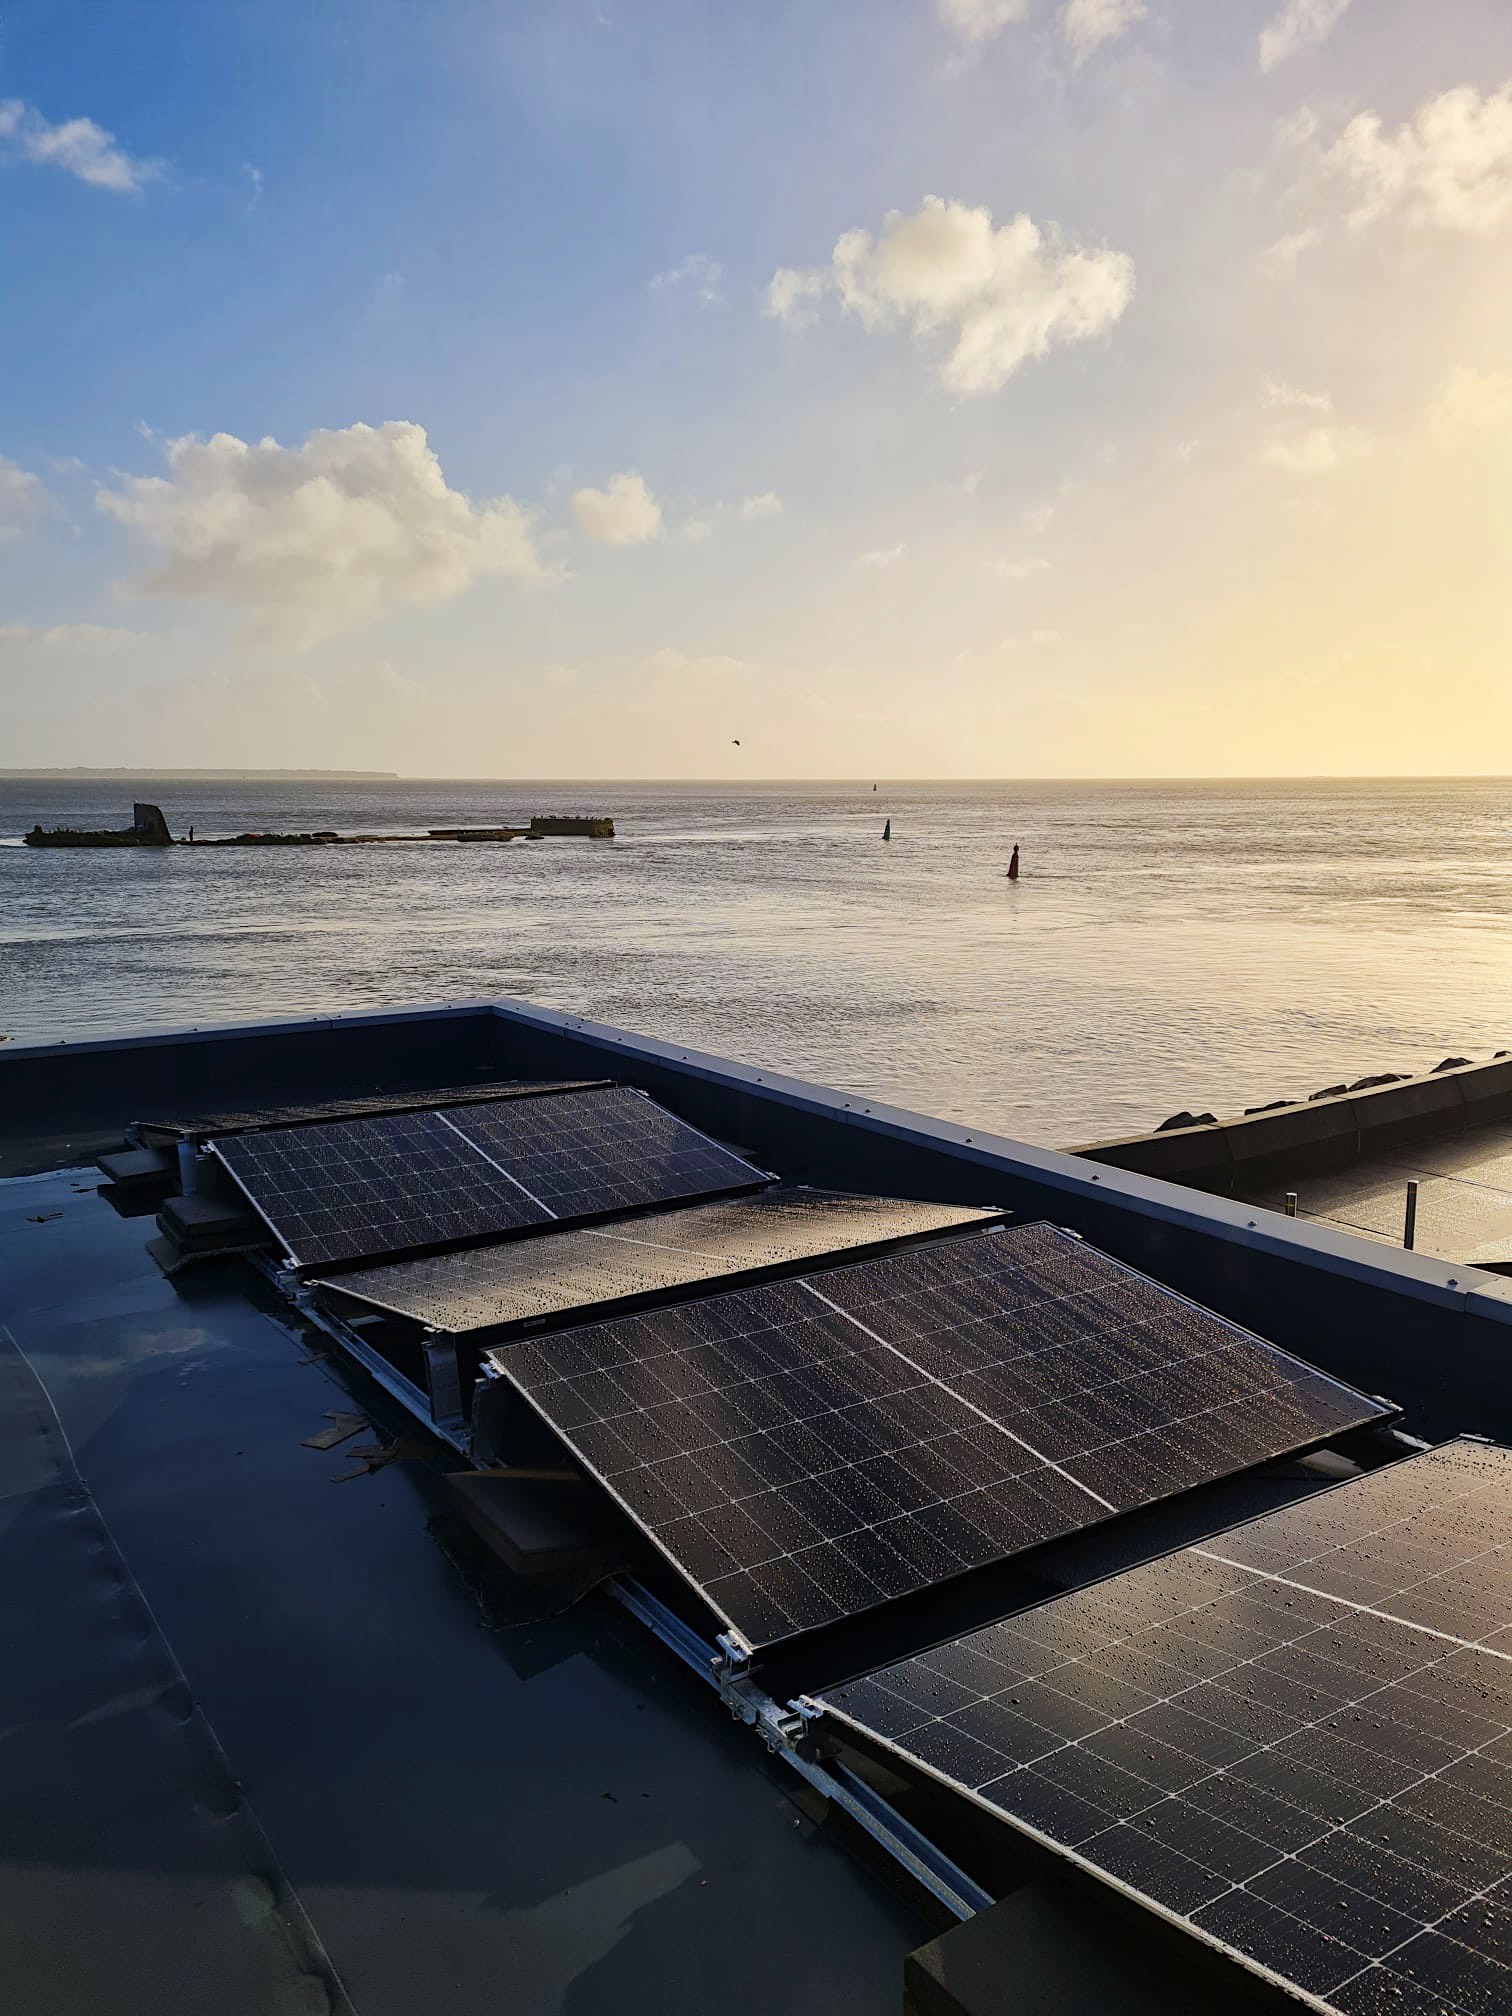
[2,775,1508,1149]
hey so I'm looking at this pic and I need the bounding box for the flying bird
[731,738,741,746]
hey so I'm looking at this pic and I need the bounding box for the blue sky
[2,0,1511,774]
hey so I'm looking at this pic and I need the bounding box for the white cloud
[1316,82,1512,234]
[765,266,826,327]
[572,471,663,545]
[0,457,45,539]
[680,516,714,543]
[1259,0,1353,74]
[741,491,783,521]
[649,252,723,305]
[1258,423,1365,473]
[989,556,1051,580]
[1060,0,1147,66]
[775,196,1134,396]
[1264,378,1333,413]
[0,622,143,652]
[859,543,905,568]
[936,0,1030,47]
[1260,225,1324,271]
[98,421,541,644]
[0,99,159,193]
[244,163,264,208]
[1030,628,1063,645]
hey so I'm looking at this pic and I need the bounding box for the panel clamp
[713,1634,804,1752]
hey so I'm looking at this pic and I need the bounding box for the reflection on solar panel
[137,1080,598,1143]
[211,1086,767,1268]
[442,1087,763,1223]
[318,1192,998,1336]
[490,1223,1390,1648]
[819,1441,1512,2016]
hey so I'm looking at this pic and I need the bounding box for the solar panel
[136,1079,599,1144]
[818,1440,1512,2016]
[488,1223,1392,1648]
[212,1108,548,1267]
[441,1086,764,1222]
[210,1086,768,1269]
[315,1192,1000,1335]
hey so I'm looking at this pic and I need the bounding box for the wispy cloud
[935,0,1030,49]
[0,99,160,193]
[0,457,46,539]
[741,492,783,521]
[1060,0,1147,67]
[1258,422,1366,473]
[1264,378,1333,413]
[649,252,723,305]
[859,543,905,568]
[1259,0,1354,74]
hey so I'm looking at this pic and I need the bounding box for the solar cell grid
[211,1085,767,1268]
[443,1086,763,1220]
[317,1192,995,1336]
[490,1222,1391,1647]
[213,1109,547,1265]
[818,1440,1512,2016]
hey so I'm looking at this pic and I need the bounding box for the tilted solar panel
[212,1108,547,1266]
[818,1440,1512,2016]
[442,1086,764,1221]
[210,1085,768,1268]
[317,1192,999,1336]
[488,1222,1391,1648]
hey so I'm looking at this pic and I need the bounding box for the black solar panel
[488,1223,1391,1648]
[137,1079,598,1143]
[317,1192,998,1336]
[819,1440,1512,2016]
[442,1087,763,1221]
[212,1109,547,1266]
[210,1086,767,1269]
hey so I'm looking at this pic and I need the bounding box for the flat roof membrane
[819,1439,1512,2016]
[318,1191,999,1336]
[488,1223,1391,1648]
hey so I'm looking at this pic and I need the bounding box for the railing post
[1404,1180,1419,1251]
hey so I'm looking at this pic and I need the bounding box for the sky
[0,0,1509,778]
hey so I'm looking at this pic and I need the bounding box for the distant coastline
[0,768,400,781]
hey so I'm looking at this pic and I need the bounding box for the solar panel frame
[312,1192,1002,1337]
[816,1440,1512,2016]
[209,1085,769,1269]
[486,1223,1393,1650]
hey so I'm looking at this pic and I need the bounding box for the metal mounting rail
[605,1577,990,1923]
[261,1273,993,1927]
[261,1262,471,1456]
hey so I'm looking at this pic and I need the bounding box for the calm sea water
[2,776,1508,1147]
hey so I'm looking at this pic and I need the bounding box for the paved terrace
[1244,1120,1512,1269]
